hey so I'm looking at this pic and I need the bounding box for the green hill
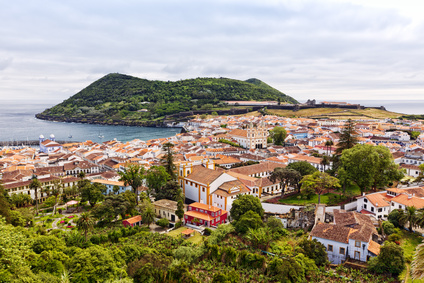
[37,73,297,125]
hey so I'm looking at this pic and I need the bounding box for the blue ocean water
[1,99,423,143]
[0,101,181,143]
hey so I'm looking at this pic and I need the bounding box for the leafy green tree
[269,167,301,195]
[32,235,66,254]
[245,227,273,250]
[339,144,404,193]
[230,194,264,222]
[146,165,170,197]
[121,190,137,215]
[0,186,11,223]
[286,161,318,192]
[80,182,106,207]
[76,212,95,242]
[388,209,404,228]
[9,210,26,226]
[175,199,185,223]
[266,216,287,235]
[300,171,340,204]
[119,164,146,205]
[156,218,169,228]
[270,126,287,145]
[69,245,123,282]
[298,238,328,267]
[234,210,263,234]
[368,241,405,276]
[29,177,42,214]
[154,180,182,201]
[162,142,177,180]
[336,119,359,154]
[382,221,395,235]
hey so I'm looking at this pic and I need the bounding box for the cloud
[0,0,423,102]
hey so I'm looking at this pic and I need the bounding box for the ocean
[0,101,181,143]
[1,99,423,143]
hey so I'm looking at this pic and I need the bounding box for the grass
[266,107,402,120]
[279,192,339,205]
[167,226,204,245]
[399,230,424,283]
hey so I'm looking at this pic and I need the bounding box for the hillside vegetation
[38,73,297,124]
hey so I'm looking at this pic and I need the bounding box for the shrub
[156,218,170,229]
[204,228,212,236]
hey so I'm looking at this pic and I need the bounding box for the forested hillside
[37,73,297,124]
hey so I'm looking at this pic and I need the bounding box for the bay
[0,101,182,143]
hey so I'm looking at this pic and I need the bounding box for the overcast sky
[1,0,423,104]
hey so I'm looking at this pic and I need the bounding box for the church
[228,121,268,149]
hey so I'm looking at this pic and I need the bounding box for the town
[1,113,424,282]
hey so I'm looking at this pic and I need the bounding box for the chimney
[375,202,378,207]
[408,194,412,199]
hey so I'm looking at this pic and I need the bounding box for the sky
[1,0,423,104]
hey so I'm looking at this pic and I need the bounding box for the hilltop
[36,73,297,126]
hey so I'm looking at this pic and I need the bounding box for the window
[355,241,360,248]
[354,251,360,259]
[392,203,395,206]
[202,188,205,192]
[364,204,367,209]
[327,245,333,252]
[364,198,368,203]
[339,247,345,255]
[378,208,382,212]
[371,207,374,212]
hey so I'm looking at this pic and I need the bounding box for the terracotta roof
[228,129,247,138]
[184,210,214,221]
[214,180,250,197]
[364,192,390,207]
[229,162,282,176]
[391,194,424,209]
[310,222,353,243]
[189,202,222,213]
[181,228,195,235]
[123,215,142,224]
[368,240,381,255]
[185,166,223,185]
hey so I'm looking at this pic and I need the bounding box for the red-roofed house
[184,202,228,227]
[122,215,142,227]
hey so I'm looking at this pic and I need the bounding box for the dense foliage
[40,73,298,121]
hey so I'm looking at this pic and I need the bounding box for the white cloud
[0,0,423,102]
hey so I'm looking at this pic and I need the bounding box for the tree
[399,206,418,232]
[29,177,42,215]
[287,161,317,177]
[245,227,273,250]
[80,182,106,207]
[388,209,404,228]
[162,142,176,180]
[298,238,328,267]
[141,203,155,228]
[230,194,264,222]
[368,241,405,276]
[0,186,11,223]
[234,210,263,234]
[336,119,359,154]
[270,126,287,145]
[320,155,330,171]
[50,179,62,215]
[146,166,170,197]
[175,199,185,222]
[156,218,169,228]
[269,167,301,195]
[154,180,182,201]
[300,171,340,204]
[412,242,424,280]
[119,164,145,205]
[325,140,334,156]
[339,144,404,193]
[76,212,95,242]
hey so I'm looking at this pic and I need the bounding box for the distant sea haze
[0,100,423,142]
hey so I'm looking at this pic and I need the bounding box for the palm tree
[321,155,330,172]
[119,164,145,205]
[51,179,63,215]
[29,177,42,215]
[412,242,424,280]
[400,206,418,232]
[76,212,95,242]
[141,205,155,228]
[325,140,334,156]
